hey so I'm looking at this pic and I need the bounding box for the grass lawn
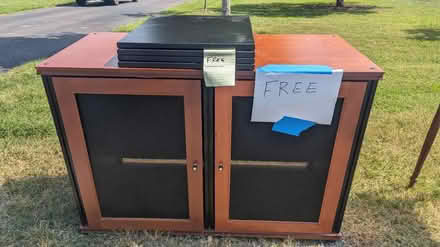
[0,0,73,15]
[2,0,440,246]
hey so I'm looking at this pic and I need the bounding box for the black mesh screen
[229,97,343,222]
[76,94,189,219]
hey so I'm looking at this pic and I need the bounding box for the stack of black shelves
[117,15,255,71]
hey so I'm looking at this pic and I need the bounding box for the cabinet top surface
[37,32,383,81]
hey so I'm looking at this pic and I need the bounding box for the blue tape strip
[257,64,333,74]
[272,116,316,136]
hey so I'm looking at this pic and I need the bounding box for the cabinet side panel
[332,80,378,232]
[42,76,87,226]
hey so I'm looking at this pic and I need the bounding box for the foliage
[0,0,73,15]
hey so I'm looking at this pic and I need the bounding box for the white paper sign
[203,48,236,87]
[251,69,343,125]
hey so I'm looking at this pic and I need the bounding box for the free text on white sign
[251,69,343,125]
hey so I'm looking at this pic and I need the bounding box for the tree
[222,0,231,16]
[336,0,344,7]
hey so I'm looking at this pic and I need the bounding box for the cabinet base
[79,225,342,240]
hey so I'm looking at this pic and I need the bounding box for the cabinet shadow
[342,192,439,246]
[230,3,390,18]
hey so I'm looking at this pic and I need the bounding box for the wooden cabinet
[214,81,366,235]
[51,77,204,231]
[37,33,383,240]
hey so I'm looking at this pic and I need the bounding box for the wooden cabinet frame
[38,33,384,239]
[214,81,367,234]
[53,77,204,232]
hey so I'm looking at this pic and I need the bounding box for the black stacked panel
[117,15,255,71]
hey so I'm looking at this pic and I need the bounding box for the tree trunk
[336,0,344,7]
[222,0,231,16]
[203,0,207,13]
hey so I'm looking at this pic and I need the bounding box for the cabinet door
[215,81,366,235]
[53,77,204,232]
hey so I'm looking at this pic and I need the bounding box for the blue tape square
[272,116,316,136]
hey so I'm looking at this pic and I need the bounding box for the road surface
[0,0,183,72]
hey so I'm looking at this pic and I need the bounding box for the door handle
[192,162,198,172]
[218,163,224,172]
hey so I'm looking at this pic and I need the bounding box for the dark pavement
[0,0,183,72]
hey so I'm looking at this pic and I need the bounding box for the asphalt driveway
[0,0,183,72]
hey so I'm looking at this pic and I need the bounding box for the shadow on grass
[405,28,440,41]
[161,9,213,15]
[55,1,77,7]
[0,175,126,245]
[0,175,344,246]
[121,11,163,18]
[0,32,85,71]
[230,3,389,18]
[1,176,80,231]
[345,192,440,246]
[3,176,437,245]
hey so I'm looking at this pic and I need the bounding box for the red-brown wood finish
[39,32,383,237]
[37,33,383,81]
[214,81,367,234]
[53,77,204,232]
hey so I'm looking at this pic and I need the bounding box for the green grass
[113,18,148,32]
[2,0,440,246]
[0,0,74,15]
